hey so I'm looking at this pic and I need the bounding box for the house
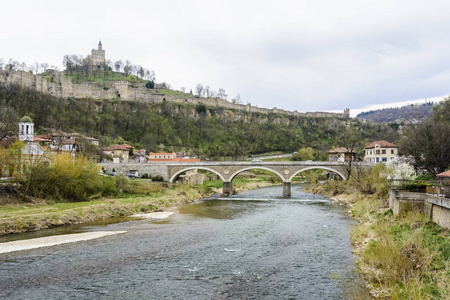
[133,149,147,163]
[147,152,200,163]
[328,147,356,162]
[364,140,398,164]
[34,133,99,153]
[102,144,133,163]
[437,171,450,186]
[148,152,177,160]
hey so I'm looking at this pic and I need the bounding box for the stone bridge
[167,161,356,197]
[100,161,368,197]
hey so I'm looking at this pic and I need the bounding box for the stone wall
[0,70,350,119]
[389,190,450,229]
[99,163,169,180]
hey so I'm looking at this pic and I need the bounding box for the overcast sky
[1,0,449,114]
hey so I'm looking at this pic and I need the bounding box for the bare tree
[235,94,242,104]
[138,65,145,80]
[217,88,227,99]
[6,59,19,72]
[114,60,123,73]
[0,58,4,69]
[40,62,49,72]
[19,62,27,71]
[0,108,18,142]
[204,86,211,98]
[124,60,132,76]
[338,125,362,180]
[34,62,40,74]
[104,59,112,79]
[195,83,204,97]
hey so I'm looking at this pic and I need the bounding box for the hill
[0,83,399,160]
[356,102,438,122]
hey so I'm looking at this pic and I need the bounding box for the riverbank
[307,182,450,299]
[0,179,276,235]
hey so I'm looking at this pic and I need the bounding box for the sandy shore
[130,211,174,219]
[0,231,127,254]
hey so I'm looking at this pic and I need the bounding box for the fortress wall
[1,70,350,119]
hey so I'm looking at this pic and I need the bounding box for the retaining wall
[389,190,450,229]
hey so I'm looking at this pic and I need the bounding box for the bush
[151,175,164,182]
[20,154,104,201]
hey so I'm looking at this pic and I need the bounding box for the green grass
[150,89,191,98]
[65,70,134,83]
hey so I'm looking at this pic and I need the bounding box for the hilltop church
[85,40,106,66]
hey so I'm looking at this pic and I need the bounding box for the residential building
[134,149,147,163]
[102,144,133,163]
[328,147,356,162]
[364,140,398,163]
[147,152,200,163]
[148,152,177,160]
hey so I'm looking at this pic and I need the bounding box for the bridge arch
[229,167,285,183]
[169,167,225,183]
[288,166,347,181]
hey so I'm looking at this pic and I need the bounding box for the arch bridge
[168,161,361,197]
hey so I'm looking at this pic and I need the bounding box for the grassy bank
[0,176,277,235]
[308,181,450,299]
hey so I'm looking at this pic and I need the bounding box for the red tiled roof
[108,144,129,150]
[437,171,450,178]
[121,143,135,149]
[34,136,52,142]
[147,157,201,163]
[364,140,398,149]
[150,152,176,156]
[148,158,180,162]
[179,158,201,162]
[328,147,355,154]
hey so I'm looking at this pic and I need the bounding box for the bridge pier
[283,182,291,197]
[223,181,233,196]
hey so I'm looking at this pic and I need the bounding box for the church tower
[19,115,34,142]
[98,40,103,51]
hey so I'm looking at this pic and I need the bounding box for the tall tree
[338,125,362,180]
[400,99,450,175]
[0,107,18,142]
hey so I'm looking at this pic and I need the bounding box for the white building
[364,140,398,164]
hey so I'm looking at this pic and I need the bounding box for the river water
[0,185,362,299]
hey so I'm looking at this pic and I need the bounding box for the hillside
[0,83,399,160]
[356,101,438,122]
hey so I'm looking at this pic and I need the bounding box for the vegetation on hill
[0,83,399,160]
[356,101,438,123]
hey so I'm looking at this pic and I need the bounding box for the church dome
[20,115,33,123]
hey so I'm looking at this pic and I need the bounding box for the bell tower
[19,115,34,142]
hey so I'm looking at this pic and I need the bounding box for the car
[126,174,139,178]
[109,172,117,177]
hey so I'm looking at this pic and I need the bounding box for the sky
[1,0,450,114]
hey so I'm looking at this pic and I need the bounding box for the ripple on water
[0,185,362,300]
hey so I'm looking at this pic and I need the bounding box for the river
[0,184,363,299]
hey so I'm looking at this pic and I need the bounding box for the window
[391,149,394,154]
[382,157,387,162]
[376,157,379,163]
[381,150,386,154]
[376,150,380,155]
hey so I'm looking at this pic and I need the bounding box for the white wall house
[364,140,398,164]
